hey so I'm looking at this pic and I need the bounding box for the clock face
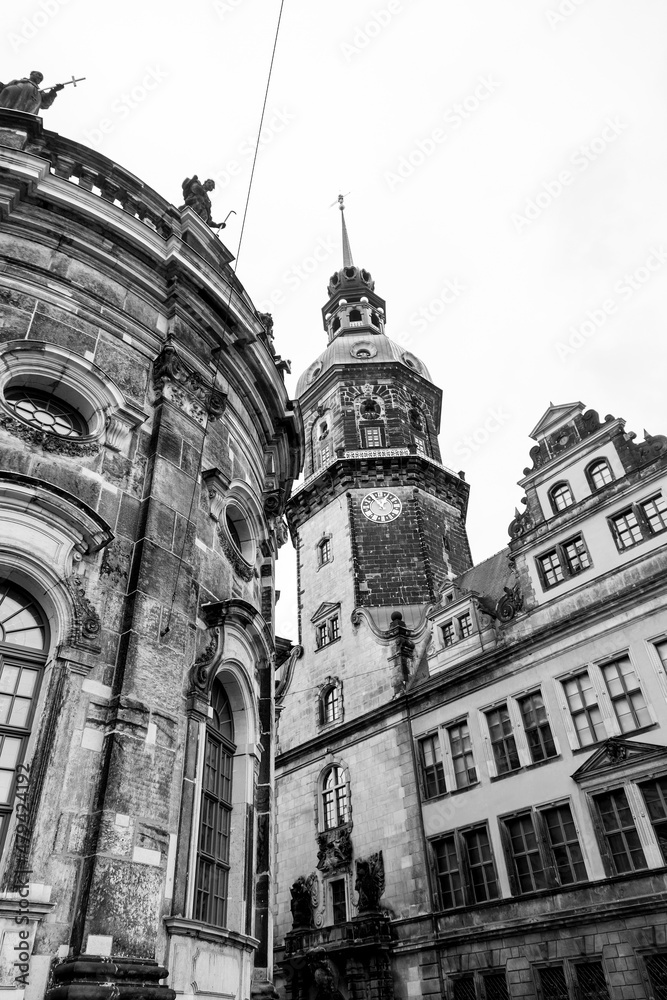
[361,490,402,523]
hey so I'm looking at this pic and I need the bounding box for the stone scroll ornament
[152,343,227,425]
[355,851,385,913]
[0,71,84,114]
[65,574,102,651]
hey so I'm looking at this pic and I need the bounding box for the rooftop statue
[181,176,226,229]
[0,71,83,115]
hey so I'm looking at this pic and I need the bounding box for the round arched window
[321,765,349,830]
[225,502,254,563]
[4,385,87,438]
[0,582,49,852]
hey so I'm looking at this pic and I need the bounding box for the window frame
[536,533,592,591]
[548,481,575,514]
[315,613,341,650]
[518,689,558,764]
[317,535,333,568]
[501,800,588,896]
[590,786,649,876]
[608,491,667,552]
[585,458,614,492]
[319,678,343,726]
[430,822,500,910]
[320,764,350,831]
[447,719,478,790]
[360,424,386,449]
[417,731,447,800]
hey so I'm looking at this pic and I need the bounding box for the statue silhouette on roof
[0,71,64,114]
[180,176,226,229]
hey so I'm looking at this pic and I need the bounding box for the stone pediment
[572,737,667,783]
[310,601,340,623]
[529,402,584,442]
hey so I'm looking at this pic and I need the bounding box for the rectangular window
[362,425,384,448]
[542,804,587,884]
[601,655,650,733]
[418,733,447,799]
[414,436,426,455]
[433,834,464,909]
[330,879,347,924]
[538,549,564,588]
[448,721,477,788]
[519,691,557,762]
[609,507,643,550]
[316,615,339,648]
[486,704,520,774]
[562,671,606,747]
[562,535,590,575]
[641,493,667,535]
[645,955,667,1000]
[319,444,331,467]
[330,616,340,641]
[458,613,473,639]
[505,812,547,892]
[537,966,569,1000]
[464,825,499,902]
[639,777,667,863]
[453,977,476,1000]
[594,788,648,874]
[442,621,455,647]
[575,962,610,1000]
[482,973,510,1000]
[316,622,329,648]
[432,824,498,909]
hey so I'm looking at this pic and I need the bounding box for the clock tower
[274,205,475,997]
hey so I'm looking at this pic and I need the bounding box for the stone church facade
[0,108,301,1000]
[274,210,667,1000]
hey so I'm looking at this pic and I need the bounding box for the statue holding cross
[0,71,85,115]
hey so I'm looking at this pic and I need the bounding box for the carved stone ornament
[355,851,385,913]
[152,343,227,425]
[264,488,285,518]
[188,627,220,695]
[508,503,534,539]
[0,411,99,456]
[219,530,254,581]
[65,574,102,651]
[496,582,524,622]
[317,826,352,874]
[290,875,315,929]
[603,739,628,763]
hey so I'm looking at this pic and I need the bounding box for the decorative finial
[332,192,354,268]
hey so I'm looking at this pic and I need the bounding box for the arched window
[317,537,332,567]
[321,765,349,830]
[549,482,574,513]
[320,680,342,725]
[586,458,614,492]
[0,582,48,853]
[195,681,235,928]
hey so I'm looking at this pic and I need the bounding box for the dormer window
[586,458,614,492]
[549,482,574,513]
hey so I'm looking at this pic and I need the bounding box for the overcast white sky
[5,0,667,639]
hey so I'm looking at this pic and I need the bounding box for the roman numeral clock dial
[360,490,402,523]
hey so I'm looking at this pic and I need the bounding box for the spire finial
[334,192,354,268]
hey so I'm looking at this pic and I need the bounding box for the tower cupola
[322,196,387,343]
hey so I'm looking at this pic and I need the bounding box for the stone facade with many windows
[0,109,301,1000]
[274,207,667,1000]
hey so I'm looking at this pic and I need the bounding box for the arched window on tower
[194,680,235,928]
[319,677,343,725]
[0,582,48,854]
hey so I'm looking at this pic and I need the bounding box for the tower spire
[337,193,354,267]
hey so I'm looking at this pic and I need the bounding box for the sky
[4,0,667,640]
